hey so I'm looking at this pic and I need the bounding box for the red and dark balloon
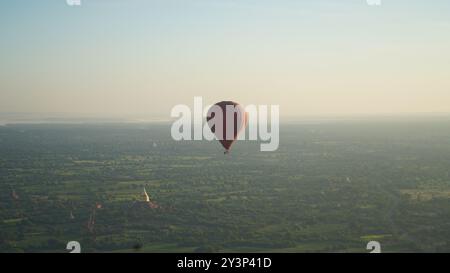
[206,101,248,153]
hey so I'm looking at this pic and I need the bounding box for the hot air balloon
[206,101,247,154]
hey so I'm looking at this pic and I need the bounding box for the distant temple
[11,189,19,200]
[143,187,150,202]
[131,187,159,209]
[87,209,95,233]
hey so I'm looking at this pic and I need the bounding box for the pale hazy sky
[1,0,450,118]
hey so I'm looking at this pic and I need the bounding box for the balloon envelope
[206,101,247,152]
